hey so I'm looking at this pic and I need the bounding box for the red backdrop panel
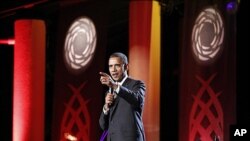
[51,1,108,141]
[179,1,236,141]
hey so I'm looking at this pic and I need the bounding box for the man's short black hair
[110,52,128,64]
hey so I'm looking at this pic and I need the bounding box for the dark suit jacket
[99,77,146,141]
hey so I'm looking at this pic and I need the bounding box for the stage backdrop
[51,1,108,141]
[179,0,236,141]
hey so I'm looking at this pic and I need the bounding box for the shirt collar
[118,74,128,85]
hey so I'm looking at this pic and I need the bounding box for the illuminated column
[148,1,160,141]
[13,20,45,141]
[129,0,151,83]
[129,1,160,141]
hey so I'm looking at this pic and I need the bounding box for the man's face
[108,57,126,82]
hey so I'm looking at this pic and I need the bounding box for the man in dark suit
[99,52,146,141]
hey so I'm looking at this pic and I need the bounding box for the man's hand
[105,93,114,107]
[99,72,116,88]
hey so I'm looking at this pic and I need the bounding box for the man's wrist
[104,104,109,110]
[103,104,109,115]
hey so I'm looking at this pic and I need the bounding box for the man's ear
[124,64,129,71]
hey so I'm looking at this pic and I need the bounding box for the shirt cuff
[103,105,109,115]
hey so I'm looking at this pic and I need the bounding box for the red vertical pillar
[129,1,160,141]
[129,1,151,139]
[129,1,151,84]
[13,20,45,141]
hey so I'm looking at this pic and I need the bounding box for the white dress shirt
[103,75,128,114]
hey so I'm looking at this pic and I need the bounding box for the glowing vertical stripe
[145,1,161,141]
[13,20,45,141]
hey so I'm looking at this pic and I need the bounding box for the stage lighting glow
[64,17,97,74]
[226,1,238,14]
[64,133,77,141]
[0,39,15,45]
[191,7,224,65]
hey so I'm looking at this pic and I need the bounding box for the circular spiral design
[64,17,97,73]
[191,7,224,64]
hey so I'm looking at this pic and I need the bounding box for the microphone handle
[109,87,113,94]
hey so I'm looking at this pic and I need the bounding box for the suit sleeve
[99,111,109,130]
[117,80,146,108]
[99,91,109,130]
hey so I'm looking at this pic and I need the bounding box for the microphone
[107,87,114,107]
[109,87,113,95]
[109,81,117,95]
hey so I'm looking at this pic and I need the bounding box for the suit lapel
[110,78,131,119]
[122,77,130,87]
[110,96,119,120]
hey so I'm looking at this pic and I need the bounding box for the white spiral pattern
[64,17,97,73]
[191,7,224,64]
